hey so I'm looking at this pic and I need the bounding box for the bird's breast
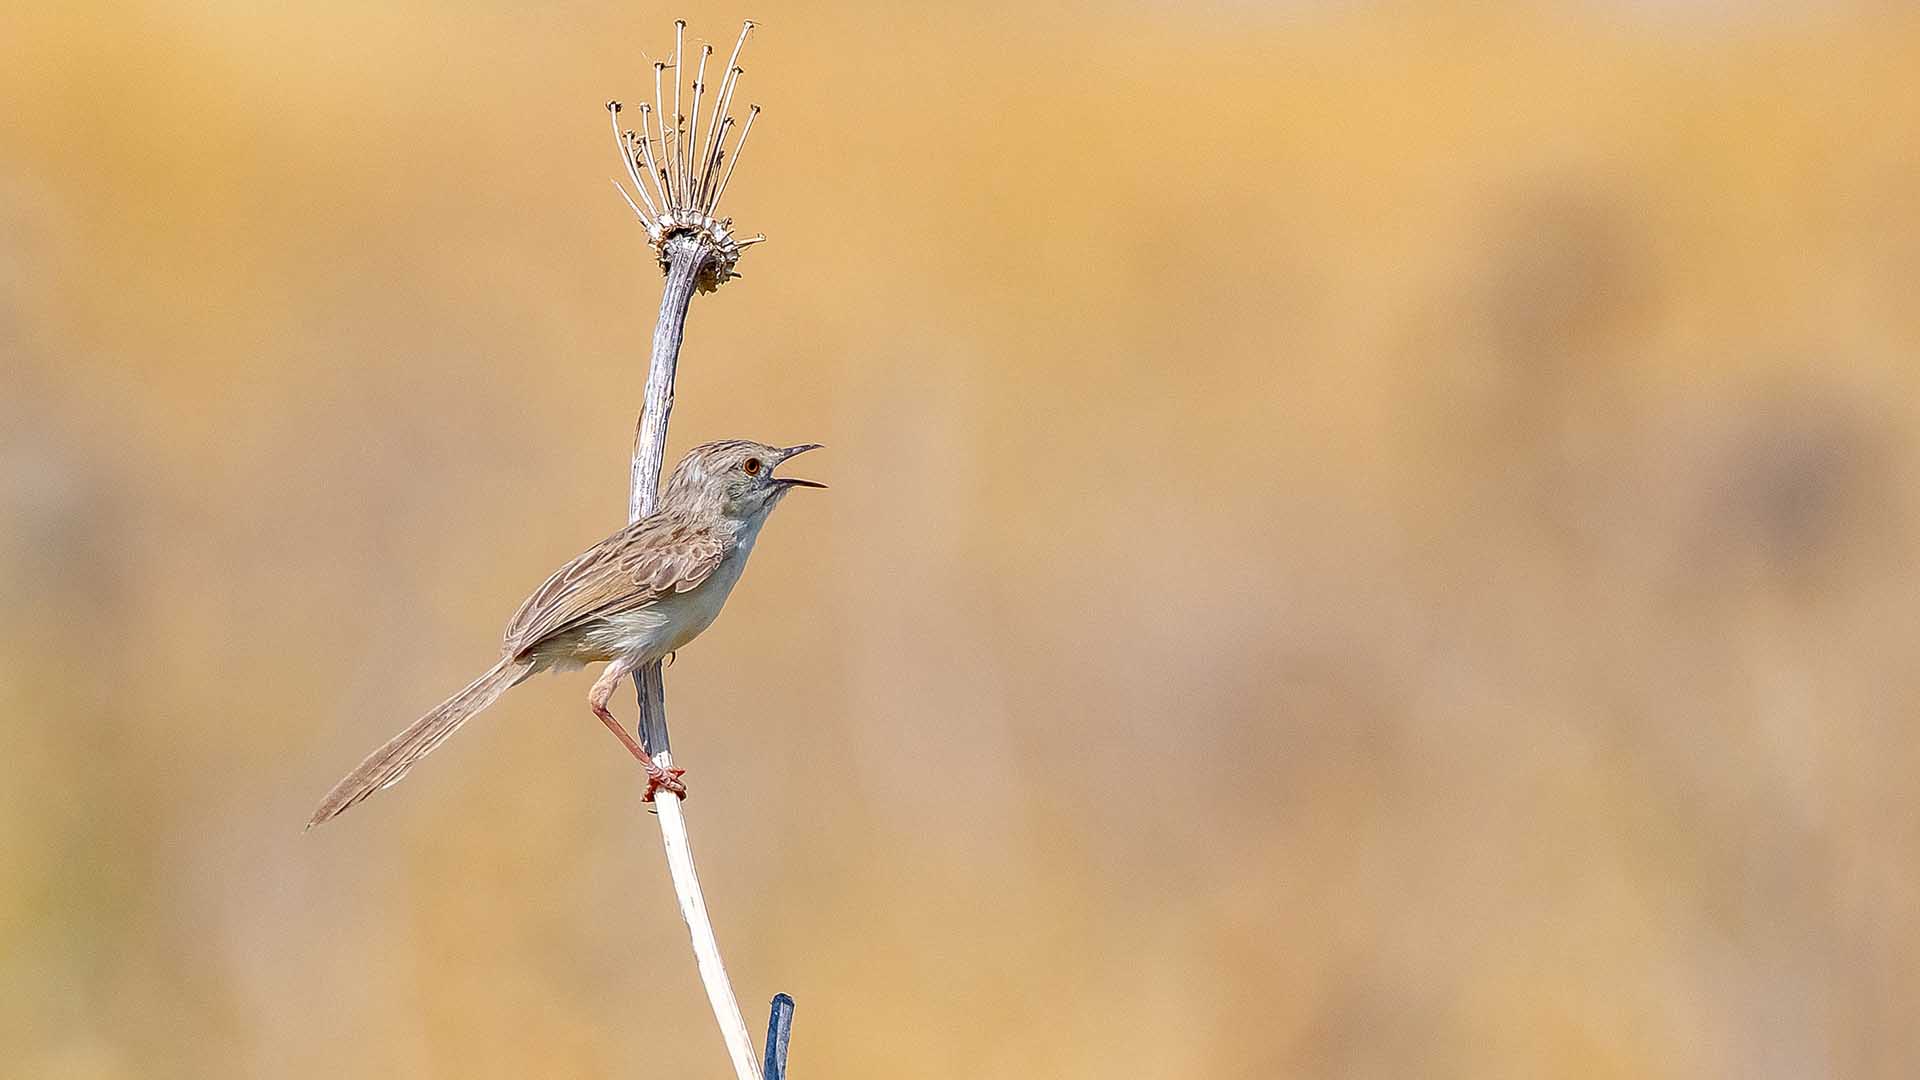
[590,546,750,661]
[650,553,748,652]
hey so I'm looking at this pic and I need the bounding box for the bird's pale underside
[307,439,823,828]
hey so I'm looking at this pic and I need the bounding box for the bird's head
[663,439,826,521]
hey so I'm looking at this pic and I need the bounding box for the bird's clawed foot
[589,693,689,802]
[642,761,688,802]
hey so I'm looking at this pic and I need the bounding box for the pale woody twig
[612,18,775,1080]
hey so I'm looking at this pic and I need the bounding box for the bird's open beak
[772,443,827,489]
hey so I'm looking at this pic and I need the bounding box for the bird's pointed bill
[773,443,826,488]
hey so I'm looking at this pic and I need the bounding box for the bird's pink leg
[589,658,688,801]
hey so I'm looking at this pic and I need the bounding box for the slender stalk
[616,22,771,1079]
[628,235,760,1080]
[629,234,705,524]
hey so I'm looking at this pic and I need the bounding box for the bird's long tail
[307,656,533,829]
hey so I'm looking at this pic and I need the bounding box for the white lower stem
[651,757,761,1080]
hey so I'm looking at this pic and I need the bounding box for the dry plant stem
[612,22,768,1077]
[629,234,706,524]
[629,232,762,1080]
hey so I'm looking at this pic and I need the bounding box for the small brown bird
[308,439,824,828]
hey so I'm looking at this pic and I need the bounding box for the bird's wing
[502,514,726,656]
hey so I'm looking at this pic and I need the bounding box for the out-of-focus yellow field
[5,3,1919,1076]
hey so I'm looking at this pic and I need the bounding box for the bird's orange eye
[743,458,762,476]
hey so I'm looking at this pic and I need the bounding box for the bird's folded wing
[502,514,725,655]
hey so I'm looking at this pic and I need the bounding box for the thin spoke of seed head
[705,60,745,191]
[708,104,759,215]
[610,177,653,226]
[608,104,659,219]
[610,174,645,221]
[622,146,662,220]
[736,233,767,247]
[700,115,734,208]
[655,125,676,211]
[685,44,712,210]
[672,23,685,207]
[701,21,752,200]
[681,51,710,209]
[635,104,671,213]
[623,128,658,216]
[682,93,699,211]
[693,69,731,205]
[624,133,662,218]
[607,102,658,221]
[701,66,743,204]
[651,62,676,208]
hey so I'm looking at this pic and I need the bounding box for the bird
[307,439,824,829]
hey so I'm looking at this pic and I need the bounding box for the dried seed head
[605,20,764,290]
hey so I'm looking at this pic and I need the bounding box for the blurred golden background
[6,2,1920,1076]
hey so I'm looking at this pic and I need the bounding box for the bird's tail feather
[307,656,533,829]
